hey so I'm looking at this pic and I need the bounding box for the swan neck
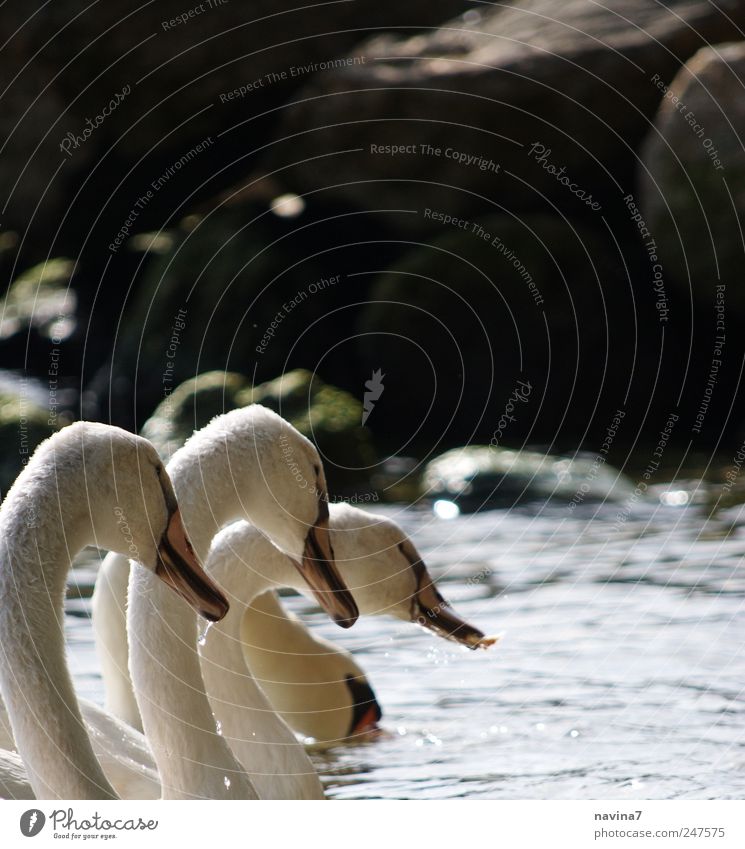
[166,445,245,560]
[199,550,323,799]
[128,568,258,799]
[0,478,117,799]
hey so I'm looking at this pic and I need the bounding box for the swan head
[191,406,358,627]
[66,422,229,622]
[257,417,359,629]
[328,504,493,649]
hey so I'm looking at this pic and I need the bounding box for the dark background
[2,0,745,490]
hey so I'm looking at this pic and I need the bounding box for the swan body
[1,488,490,798]
[200,501,492,792]
[127,405,355,799]
[0,407,353,800]
[0,422,225,799]
[93,559,381,741]
[239,590,382,743]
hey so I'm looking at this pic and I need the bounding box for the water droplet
[198,621,213,647]
[569,729,580,738]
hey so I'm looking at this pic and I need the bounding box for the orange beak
[412,567,490,649]
[400,541,495,650]
[155,509,229,622]
[292,513,359,628]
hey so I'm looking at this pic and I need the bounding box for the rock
[0,258,77,341]
[423,445,633,511]
[237,370,377,493]
[2,1,468,243]
[0,259,80,379]
[0,386,60,500]
[640,42,745,313]
[355,214,660,447]
[140,371,250,461]
[0,20,72,246]
[140,369,375,493]
[108,190,405,427]
[273,0,745,222]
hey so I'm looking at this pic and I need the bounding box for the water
[66,486,745,799]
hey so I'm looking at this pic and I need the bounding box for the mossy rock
[0,258,77,341]
[0,391,59,500]
[140,371,250,461]
[141,369,375,492]
[238,370,376,491]
[423,444,633,511]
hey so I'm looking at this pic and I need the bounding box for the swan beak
[296,519,359,628]
[156,509,230,622]
[412,565,491,650]
[346,675,383,736]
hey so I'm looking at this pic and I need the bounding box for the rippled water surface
[67,487,745,799]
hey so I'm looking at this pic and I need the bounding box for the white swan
[200,503,495,794]
[0,406,355,800]
[239,590,382,743]
[126,404,356,799]
[0,422,228,800]
[1,491,493,798]
[92,491,496,752]
[93,563,382,740]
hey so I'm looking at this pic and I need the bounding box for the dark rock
[2,2,469,249]
[106,189,407,428]
[273,0,745,222]
[640,42,745,314]
[423,445,633,511]
[355,213,664,448]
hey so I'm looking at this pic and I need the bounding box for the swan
[239,589,383,743]
[125,404,357,799]
[93,491,496,752]
[93,561,382,740]
[0,406,356,800]
[0,422,228,800]
[1,490,493,798]
[200,502,495,796]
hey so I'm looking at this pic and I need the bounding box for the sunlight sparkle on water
[433,499,460,520]
[660,490,689,506]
